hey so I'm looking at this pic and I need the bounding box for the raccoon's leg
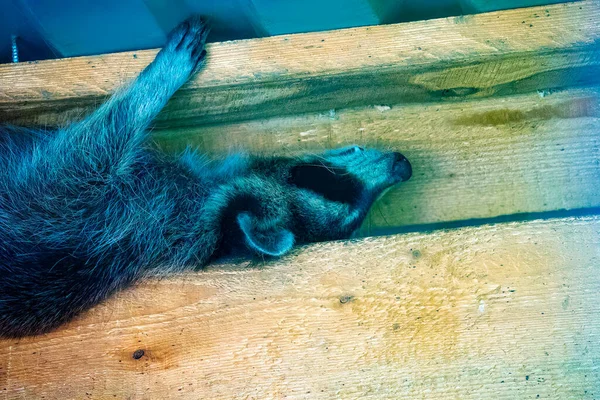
[37,16,209,175]
[79,16,209,135]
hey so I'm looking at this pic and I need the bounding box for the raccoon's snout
[392,152,412,182]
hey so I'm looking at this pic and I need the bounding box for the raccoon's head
[206,146,411,258]
[284,146,411,241]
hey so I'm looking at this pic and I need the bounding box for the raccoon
[0,16,411,337]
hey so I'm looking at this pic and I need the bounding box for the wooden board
[153,87,600,234]
[0,2,598,232]
[0,1,599,128]
[1,216,598,399]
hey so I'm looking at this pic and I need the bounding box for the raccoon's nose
[392,152,412,182]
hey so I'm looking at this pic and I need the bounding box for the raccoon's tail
[0,249,139,338]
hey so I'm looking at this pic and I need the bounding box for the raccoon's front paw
[157,16,210,76]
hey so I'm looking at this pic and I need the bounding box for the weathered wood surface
[1,1,598,128]
[154,86,600,234]
[0,2,598,233]
[1,216,598,399]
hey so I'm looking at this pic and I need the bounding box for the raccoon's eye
[289,163,362,204]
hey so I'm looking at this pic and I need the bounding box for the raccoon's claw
[158,15,210,75]
[173,17,209,52]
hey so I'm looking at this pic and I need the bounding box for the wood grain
[1,216,598,399]
[1,1,598,128]
[152,87,600,233]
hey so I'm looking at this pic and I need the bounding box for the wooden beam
[0,1,598,128]
[152,87,600,233]
[1,216,598,398]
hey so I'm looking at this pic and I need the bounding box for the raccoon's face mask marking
[290,146,412,204]
[219,146,412,256]
[286,146,411,243]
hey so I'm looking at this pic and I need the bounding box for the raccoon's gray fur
[0,16,411,337]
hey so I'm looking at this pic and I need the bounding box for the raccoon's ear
[236,212,295,257]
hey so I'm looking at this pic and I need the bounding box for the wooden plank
[151,87,600,233]
[1,216,598,398]
[1,1,598,128]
